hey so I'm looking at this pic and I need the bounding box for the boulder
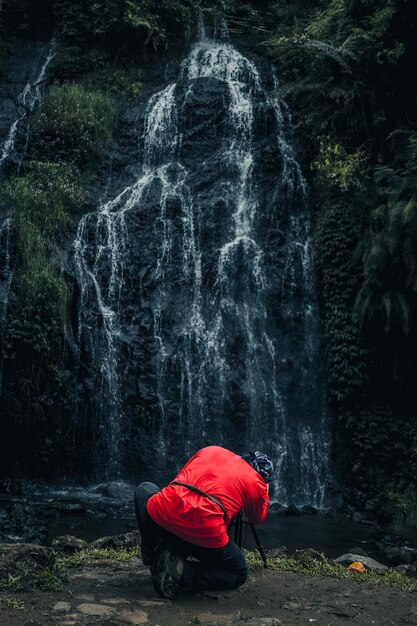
[10,503,25,526]
[300,505,318,515]
[395,563,417,577]
[92,481,133,500]
[294,548,327,562]
[283,504,302,516]
[0,543,54,588]
[52,535,89,553]
[0,478,22,496]
[268,503,287,514]
[334,553,387,571]
[90,531,140,550]
[383,546,417,566]
[268,546,289,559]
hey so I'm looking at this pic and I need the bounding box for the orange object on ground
[348,561,366,573]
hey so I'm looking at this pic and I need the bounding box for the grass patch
[245,551,417,592]
[2,161,84,317]
[29,548,67,592]
[31,84,116,165]
[0,550,67,593]
[0,595,25,610]
[386,483,417,544]
[0,575,25,593]
[59,547,138,567]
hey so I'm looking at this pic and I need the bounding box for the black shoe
[152,548,183,599]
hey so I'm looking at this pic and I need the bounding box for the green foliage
[60,547,137,566]
[0,551,67,593]
[31,84,115,165]
[315,195,368,406]
[312,139,366,192]
[3,162,83,313]
[49,45,108,82]
[354,131,417,335]
[30,549,68,591]
[386,483,417,542]
[264,0,417,153]
[245,550,417,592]
[345,404,417,479]
[0,162,86,475]
[0,595,25,610]
[0,0,54,38]
[261,0,417,497]
[0,575,24,592]
[53,0,199,50]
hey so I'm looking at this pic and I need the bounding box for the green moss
[0,550,67,593]
[0,595,25,610]
[3,161,84,315]
[59,547,138,567]
[245,551,417,592]
[55,0,199,50]
[31,84,116,165]
[0,575,25,593]
[49,45,108,82]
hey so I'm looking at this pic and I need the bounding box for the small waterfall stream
[74,25,330,506]
[0,39,57,386]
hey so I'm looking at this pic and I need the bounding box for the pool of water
[6,481,393,562]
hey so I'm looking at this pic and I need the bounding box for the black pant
[134,482,248,591]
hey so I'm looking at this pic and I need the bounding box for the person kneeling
[133,445,273,598]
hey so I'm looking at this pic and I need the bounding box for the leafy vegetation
[31,85,115,165]
[385,482,417,542]
[53,0,200,50]
[251,0,417,516]
[246,550,417,592]
[0,162,86,475]
[2,161,83,311]
[59,546,138,566]
[0,549,67,592]
[0,595,25,610]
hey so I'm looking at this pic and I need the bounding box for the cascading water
[0,39,57,387]
[74,23,330,506]
[0,39,57,169]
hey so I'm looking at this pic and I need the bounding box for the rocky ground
[1,540,417,626]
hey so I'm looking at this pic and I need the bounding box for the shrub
[312,139,366,192]
[386,483,417,543]
[4,161,84,312]
[31,84,116,165]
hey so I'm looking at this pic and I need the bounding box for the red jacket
[147,445,269,548]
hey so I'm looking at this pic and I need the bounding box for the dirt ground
[2,556,417,626]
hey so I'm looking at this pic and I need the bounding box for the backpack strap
[171,481,228,524]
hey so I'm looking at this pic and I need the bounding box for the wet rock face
[72,32,331,505]
[0,34,330,503]
[0,501,46,545]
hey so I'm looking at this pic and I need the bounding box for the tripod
[231,510,268,568]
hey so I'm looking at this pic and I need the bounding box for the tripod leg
[249,523,268,568]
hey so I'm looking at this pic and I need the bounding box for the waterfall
[0,39,57,388]
[0,39,57,168]
[74,25,330,505]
